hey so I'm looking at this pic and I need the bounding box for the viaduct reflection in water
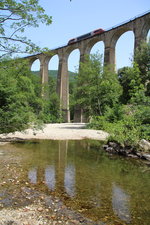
[45,166,55,191]
[112,183,131,223]
[27,140,133,224]
[28,141,76,197]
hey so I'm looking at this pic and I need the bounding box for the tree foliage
[89,40,150,145]
[134,39,150,96]
[73,53,122,118]
[0,59,61,133]
[118,39,150,103]
[0,0,52,58]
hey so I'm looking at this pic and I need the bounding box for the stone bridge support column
[57,54,70,122]
[104,43,116,70]
[134,26,147,53]
[39,55,49,97]
[40,56,49,84]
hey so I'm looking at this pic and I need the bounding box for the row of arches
[31,31,138,73]
[28,17,150,122]
[31,29,150,73]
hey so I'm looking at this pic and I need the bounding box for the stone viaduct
[26,11,150,122]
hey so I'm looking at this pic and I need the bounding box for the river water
[0,140,150,224]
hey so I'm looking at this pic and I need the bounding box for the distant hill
[32,70,77,82]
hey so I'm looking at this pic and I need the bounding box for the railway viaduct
[26,11,150,122]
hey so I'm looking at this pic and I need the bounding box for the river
[0,140,150,225]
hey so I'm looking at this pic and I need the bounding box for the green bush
[108,115,141,146]
[89,113,141,147]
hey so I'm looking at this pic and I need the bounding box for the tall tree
[73,53,122,118]
[0,59,61,133]
[0,59,42,133]
[134,39,150,96]
[118,40,150,103]
[0,0,52,58]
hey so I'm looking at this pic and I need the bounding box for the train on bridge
[68,28,105,44]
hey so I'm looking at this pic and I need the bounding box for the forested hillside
[32,70,77,81]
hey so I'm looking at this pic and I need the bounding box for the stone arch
[90,41,105,65]
[30,57,41,78]
[85,36,105,55]
[65,46,81,62]
[110,27,133,49]
[48,54,59,70]
[106,28,134,69]
[141,19,150,43]
[68,48,80,72]
[115,31,134,69]
[29,56,40,71]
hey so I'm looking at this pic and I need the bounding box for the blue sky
[27,0,150,71]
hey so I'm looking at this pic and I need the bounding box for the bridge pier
[40,56,49,98]
[104,45,116,69]
[57,55,70,122]
[40,56,49,84]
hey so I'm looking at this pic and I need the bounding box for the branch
[0,36,31,45]
[0,16,22,23]
[0,8,10,10]
[0,11,14,23]
[10,23,30,38]
[0,6,23,13]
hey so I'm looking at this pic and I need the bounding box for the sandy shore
[0,123,109,141]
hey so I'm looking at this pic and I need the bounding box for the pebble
[37,207,43,212]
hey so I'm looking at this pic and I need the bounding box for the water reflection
[28,168,37,184]
[64,164,76,197]
[9,140,150,224]
[45,166,55,191]
[112,183,131,223]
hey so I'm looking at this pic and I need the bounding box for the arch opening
[68,49,80,121]
[48,55,59,94]
[116,31,134,70]
[31,58,40,75]
[30,59,41,92]
[68,49,80,73]
[90,41,104,65]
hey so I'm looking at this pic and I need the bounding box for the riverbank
[0,194,98,225]
[0,123,109,142]
[1,123,150,162]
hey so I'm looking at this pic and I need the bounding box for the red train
[68,28,105,45]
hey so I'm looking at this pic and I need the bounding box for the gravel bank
[0,196,100,225]
[0,123,109,141]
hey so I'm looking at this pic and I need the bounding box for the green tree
[118,66,131,104]
[0,59,61,133]
[118,64,145,104]
[0,0,52,58]
[134,39,150,96]
[0,59,42,133]
[118,40,150,103]
[73,53,122,118]
[74,53,103,117]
